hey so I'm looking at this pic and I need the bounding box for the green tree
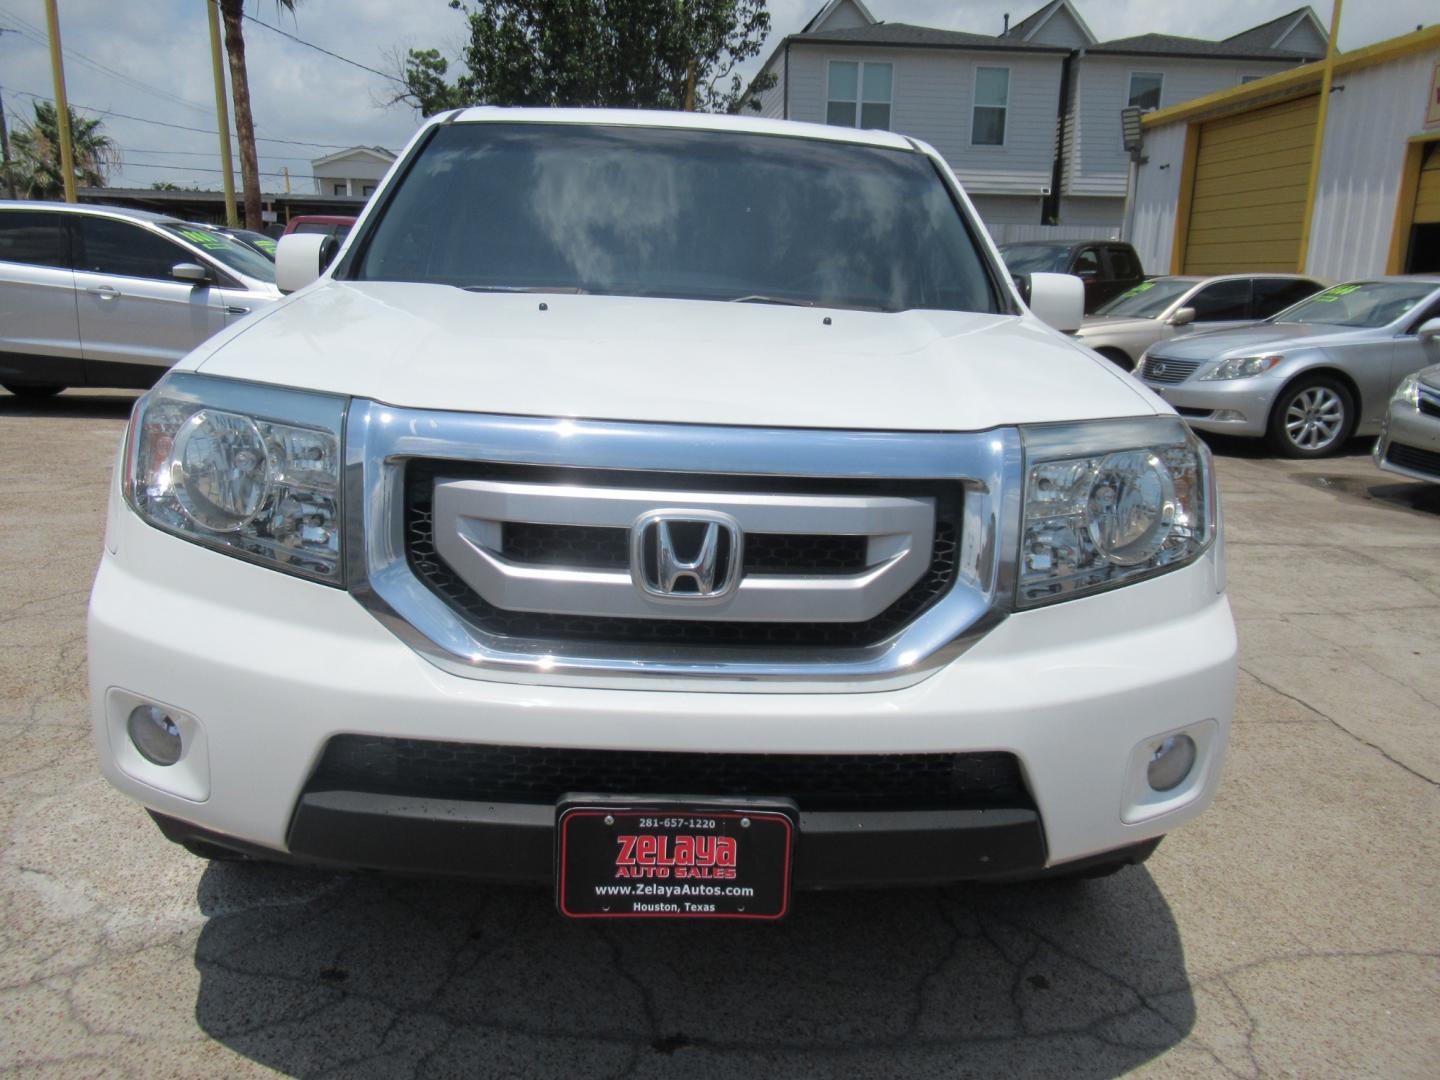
[391,0,775,117]
[9,101,119,199]
[219,0,301,230]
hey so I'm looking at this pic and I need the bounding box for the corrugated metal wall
[1127,122,1186,273]
[1305,48,1440,280]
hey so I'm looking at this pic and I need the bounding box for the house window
[826,60,892,129]
[1127,72,1164,111]
[972,67,1009,146]
[332,182,347,196]
[362,185,375,197]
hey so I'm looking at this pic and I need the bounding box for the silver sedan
[1077,274,1324,371]
[1136,277,1440,457]
[1375,362,1440,482]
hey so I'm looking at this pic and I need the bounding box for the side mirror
[1168,306,1197,328]
[1417,317,1440,342]
[275,233,329,294]
[171,262,210,284]
[1023,272,1084,333]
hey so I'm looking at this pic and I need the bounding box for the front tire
[1266,375,1355,458]
[2,383,64,399]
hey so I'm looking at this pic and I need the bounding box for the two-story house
[744,0,1326,232]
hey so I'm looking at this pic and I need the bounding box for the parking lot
[1,388,1436,1079]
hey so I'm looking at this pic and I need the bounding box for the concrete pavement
[1,390,1436,1078]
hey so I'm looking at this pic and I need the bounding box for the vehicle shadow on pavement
[0,392,139,420]
[192,861,1194,1078]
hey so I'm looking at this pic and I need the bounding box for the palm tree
[9,101,119,199]
[219,0,299,230]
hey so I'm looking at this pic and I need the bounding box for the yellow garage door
[1415,141,1440,225]
[1182,95,1319,274]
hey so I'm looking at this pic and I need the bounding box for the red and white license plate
[556,803,794,920]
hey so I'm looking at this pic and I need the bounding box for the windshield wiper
[460,285,587,294]
[728,294,816,307]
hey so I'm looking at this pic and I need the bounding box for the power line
[0,5,215,117]
[241,10,404,85]
[115,159,315,181]
[2,86,360,150]
[122,146,317,161]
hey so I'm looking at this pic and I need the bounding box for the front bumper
[1139,375,1276,437]
[90,499,1237,885]
[1374,400,1440,483]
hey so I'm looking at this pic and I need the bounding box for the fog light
[1147,734,1196,792]
[127,705,183,766]
[1211,410,1245,423]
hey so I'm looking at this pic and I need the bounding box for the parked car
[282,214,355,242]
[997,240,1145,311]
[1078,274,1325,370]
[0,202,280,398]
[282,215,355,271]
[1137,278,1440,457]
[90,110,1233,917]
[1375,362,1440,482]
[212,224,277,260]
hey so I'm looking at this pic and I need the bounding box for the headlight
[1018,418,1215,607]
[123,372,346,583]
[1200,354,1283,381]
[1391,374,1420,407]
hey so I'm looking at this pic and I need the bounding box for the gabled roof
[800,0,875,33]
[1003,1,1096,46]
[1222,7,1325,52]
[1087,31,1319,62]
[309,145,397,169]
[792,22,1071,53]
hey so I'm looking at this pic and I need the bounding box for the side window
[76,218,191,280]
[1253,278,1323,318]
[1190,279,1252,321]
[0,211,70,268]
[1405,296,1440,335]
[1107,247,1140,279]
[1072,248,1100,278]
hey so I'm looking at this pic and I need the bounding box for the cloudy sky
[0,0,1431,193]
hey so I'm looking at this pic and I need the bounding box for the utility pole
[205,0,237,226]
[0,29,17,200]
[42,0,75,203]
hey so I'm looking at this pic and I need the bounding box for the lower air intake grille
[1386,441,1440,477]
[306,736,1032,812]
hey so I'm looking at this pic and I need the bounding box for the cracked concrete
[1,390,1437,1078]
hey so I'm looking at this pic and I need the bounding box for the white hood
[191,282,1160,432]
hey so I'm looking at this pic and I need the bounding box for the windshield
[232,229,276,258]
[1273,282,1436,327]
[1093,279,1194,318]
[164,224,276,283]
[350,123,1001,314]
[997,244,1071,274]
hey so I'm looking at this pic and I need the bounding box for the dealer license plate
[556,802,795,920]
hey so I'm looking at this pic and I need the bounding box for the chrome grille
[1141,356,1202,384]
[405,461,961,650]
[1419,384,1440,420]
[345,403,1020,691]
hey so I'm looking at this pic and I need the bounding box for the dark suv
[998,241,1145,312]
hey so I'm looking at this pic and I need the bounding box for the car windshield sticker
[1313,284,1361,302]
[254,238,277,254]
[1117,281,1156,300]
[176,228,227,251]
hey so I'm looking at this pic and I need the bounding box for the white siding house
[310,147,397,199]
[742,1,1324,234]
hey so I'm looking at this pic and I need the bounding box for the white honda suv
[89,110,1234,920]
